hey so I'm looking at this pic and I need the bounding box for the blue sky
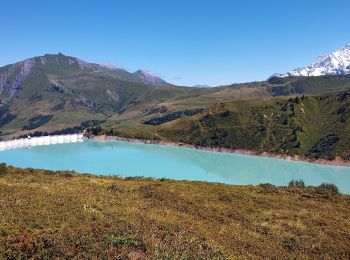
[1,0,350,86]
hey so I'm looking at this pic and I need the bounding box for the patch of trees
[280,96,304,116]
[84,120,108,135]
[336,91,350,102]
[316,95,329,101]
[0,113,16,128]
[18,120,105,138]
[219,110,230,117]
[308,134,340,159]
[22,115,53,130]
[200,114,216,127]
[81,120,104,128]
[0,106,16,128]
[17,127,81,138]
[337,106,347,115]
[90,126,102,135]
[46,85,64,93]
[288,96,303,104]
[74,97,97,110]
[337,106,348,123]
[209,128,228,147]
[143,108,203,125]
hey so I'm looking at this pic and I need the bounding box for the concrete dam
[0,134,84,151]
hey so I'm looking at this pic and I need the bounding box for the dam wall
[0,134,84,151]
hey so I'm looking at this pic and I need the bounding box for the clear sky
[1,0,350,86]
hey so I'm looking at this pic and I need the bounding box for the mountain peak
[0,53,169,98]
[133,70,168,86]
[272,44,350,78]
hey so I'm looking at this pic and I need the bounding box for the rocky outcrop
[0,58,35,97]
[10,59,35,97]
[0,67,14,94]
[272,44,350,78]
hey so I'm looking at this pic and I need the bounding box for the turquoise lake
[1,140,350,194]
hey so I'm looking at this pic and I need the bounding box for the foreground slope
[0,165,349,258]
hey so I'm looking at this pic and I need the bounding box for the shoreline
[88,134,350,167]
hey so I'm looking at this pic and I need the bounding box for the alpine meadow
[1,1,350,259]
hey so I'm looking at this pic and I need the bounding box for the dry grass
[0,165,349,259]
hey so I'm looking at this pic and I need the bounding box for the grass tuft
[317,183,339,194]
[106,234,142,247]
[288,179,305,188]
[0,163,8,175]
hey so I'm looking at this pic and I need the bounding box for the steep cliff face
[0,58,36,97]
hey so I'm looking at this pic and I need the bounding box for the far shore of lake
[89,134,350,168]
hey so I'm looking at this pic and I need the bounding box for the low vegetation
[0,164,349,258]
[143,108,203,125]
[317,182,340,194]
[288,179,305,188]
[108,92,350,161]
[22,115,53,130]
[2,55,350,145]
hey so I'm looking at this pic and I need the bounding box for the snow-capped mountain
[272,44,350,78]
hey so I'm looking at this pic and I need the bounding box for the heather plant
[288,179,305,188]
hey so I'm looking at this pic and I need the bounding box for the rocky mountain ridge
[273,44,350,78]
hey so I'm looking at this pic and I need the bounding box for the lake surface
[1,140,349,193]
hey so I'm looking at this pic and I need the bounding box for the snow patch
[272,44,350,78]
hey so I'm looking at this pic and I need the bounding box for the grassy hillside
[266,74,350,96]
[103,91,350,160]
[1,54,350,141]
[0,165,349,258]
[1,54,350,161]
[0,54,207,138]
[105,75,350,131]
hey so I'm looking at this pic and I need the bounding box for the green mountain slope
[1,54,350,161]
[105,92,350,160]
[0,54,205,137]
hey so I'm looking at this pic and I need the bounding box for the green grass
[108,92,350,160]
[2,54,350,160]
[2,54,350,139]
[0,165,349,258]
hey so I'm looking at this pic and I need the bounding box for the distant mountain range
[272,44,350,78]
[1,51,350,161]
[192,84,211,88]
[0,53,168,99]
